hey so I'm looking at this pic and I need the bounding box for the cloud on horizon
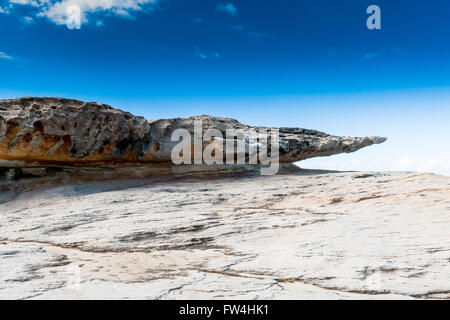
[300,153,450,177]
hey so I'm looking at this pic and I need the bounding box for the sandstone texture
[0,97,386,167]
[0,97,151,166]
[0,169,449,299]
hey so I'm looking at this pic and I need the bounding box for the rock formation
[1,98,448,301]
[0,97,386,168]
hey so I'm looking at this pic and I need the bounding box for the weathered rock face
[145,116,387,163]
[0,97,386,167]
[0,97,151,166]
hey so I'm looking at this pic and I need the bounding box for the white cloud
[0,5,11,14]
[6,0,161,26]
[194,46,208,59]
[0,51,14,60]
[22,16,35,23]
[217,3,237,17]
[194,46,220,60]
[10,0,39,5]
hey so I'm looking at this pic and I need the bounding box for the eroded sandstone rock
[0,97,151,166]
[0,97,386,167]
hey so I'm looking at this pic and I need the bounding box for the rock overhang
[0,97,387,168]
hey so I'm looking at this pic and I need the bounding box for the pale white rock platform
[0,169,449,299]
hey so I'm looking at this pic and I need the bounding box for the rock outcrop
[0,97,386,167]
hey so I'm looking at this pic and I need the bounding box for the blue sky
[1,0,449,175]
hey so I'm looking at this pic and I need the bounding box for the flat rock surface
[0,170,449,299]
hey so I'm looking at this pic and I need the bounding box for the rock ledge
[0,97,386,168]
